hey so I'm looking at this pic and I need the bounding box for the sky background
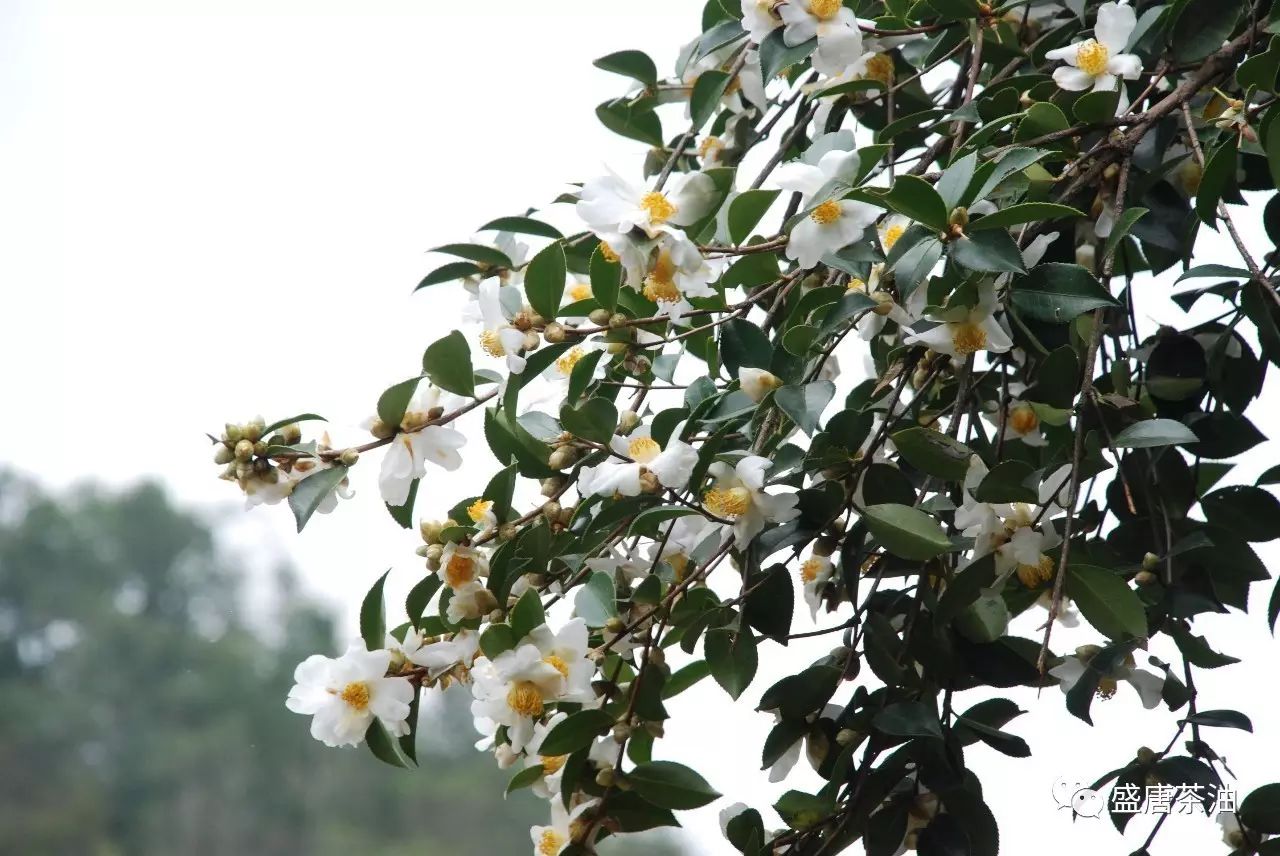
[3,1,1278,853]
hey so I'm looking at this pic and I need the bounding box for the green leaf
[288,464,350,532]
[974,459,1038,503]
[774,790,836,830]
[728,189,780,244]
[539,709,615,756]
[365,720,414,769]
[1240,37,1280,91]
[560,397,618,444]
[1111,418,1199,449]
[376,378,420,429]
[1172,0,1241,62]
[260,413,327,439]
[1202,485,1280,541]
[479,215,563,239]
[385,479,417,529]
[505,764,547,796]
[429,242,512,268]
[626,761,721,810]
[936,152,978,209]
[1010,263,1119,323]
[759,28,815,80]
[775,381,835,435]
[509,588,546,640]
[863,504,953,561]
[596,98,664,147]
[359,569,391,650]
[690,70,731,128]
[720,317,772,375]
[874,701,943,739]
[594,49,658,86]
[1184,709,1253,731]
[479,623,517,659]
[566,350,605,405]
[1103,207,1148,259]
[664,660,711,698]
[968,202,1084,231]
[1073,89,1120,123]
[421,330,476,397]
[629,506,699,538]
[1014,101,1069,143]
[744,564,795,642]
[891,427,974,481]
[1065,564,1147,641]
[815,291,878,339]
[881,175,949,230]
[705,627,758,700]
[574,570,617,628]
[524,242,568,320]
[416,260,481,290]
[589,243,622,313]
[1196,137,1238,227]
[405,574,442,627]
[949,229,1026,274]
[1241,784,1280,834]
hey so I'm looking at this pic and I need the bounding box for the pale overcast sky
[2,2,1277,853]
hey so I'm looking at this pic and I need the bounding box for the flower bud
[612,722,632,742]
[1134,570,1157,586]
[253,440,268,457]
[836,728,862,747]
[528,312,547,328]
[1136,746,1157,765]
[224,423,243,444]
[339,448,360,466]
[415,545,430,557]
[474,588,499,614]
[1141,552,1159,571]
[639,471,661,494]
[541,501,562,522]
[498,523,518,541]
[234,439,255,461]
[547,447,578,470]
[608,313,629,329]
[618,410,641,433]
[281,423,303,445]
[523,331,541,351]
[949,206,969,227]
[588,308,612,325]
[813,535,840,557]
[243,417,265,442]
[541,476,565,497]
[543,322,566,343]
[425,544,444,562]
[605,616,627,634]
[420,519,445,543]
[369,418,396,440]
[214,445,235,465]
[595,768,617,788]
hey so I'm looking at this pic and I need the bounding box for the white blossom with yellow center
[529,799,598,856]
[523,711,572,800]
[704,455,800,547]
[903,280,1014,360]
[1050,646,1164,708]
[365,384,466,507]
[1046,2,1141,92]
[775,147,880,269]
[639,232,719,324]
[285,645,414,748]
[577,424,700,497]
[778,0,865,76]
[469,642,568,753]
[738,366,784,402]
[800,555,835,619]
[439,542,490,591]
[1002,401,1048,447]
[477,279,528,374]
[577,168,715,240]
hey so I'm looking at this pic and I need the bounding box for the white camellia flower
[370,385,467,507]
[438,542,490,591]
[1002,401,1048,447]
[959,499,1063,589]
[640,233,720,324]
[470,643,567,753]
[1045,2,1141,92]
[774,147,860,204]
[647,513,727,582]
[903,281,1014,360]
[787,195,881,269]
[529,799,597,856]
[577,169,716,241]
[763,704,842,782]
[779,0,864,77]
[846,265,912,340]
[445,580,493,625]
[1050,645,1164,708]
[703,455,801,546]
[683,41,768,115]
[799,554,835,619]
[524,711,571,800]
[478,279,529,375]
[285,645,414,748]
[741,0,782,43]
[462,230,529,324]
[404,629,481,677]
[527,619,597,705]
[465,498,499,535]
[738,366,784,402]
[578,424,699,497]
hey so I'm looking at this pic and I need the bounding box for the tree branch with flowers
[213,0,1280,852]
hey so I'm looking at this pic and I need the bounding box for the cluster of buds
[213,418,300,498]
[417,517,458,571]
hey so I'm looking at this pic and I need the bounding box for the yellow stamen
[1096,676,1118,700]
[642,251,681,303]
[950,321,988,355]
[598,241,620,263]
[1075,39,1110,77]
[639,191,677,226]
[628,436,662,463]
[568,282,593,302]
[883,224,905,250]
[704,486,752,518]
[540,754,568,775]
[445,553,476,588]
[1009,404,1039,436]
[667,552,689,581]
[555,347,585,376]
[339,681,370,711]
[537,829,566,856]
[864,53,894,85]
[810,0,842,20]
[467,499,493,523]
[698,136,724,159]
[1016,555,1055,588]
[506,681,544,717]
[479,329,506,357]
[845,277,867,293]
[810,199,843,225]
[542,654,570,678]
[800,557,825,583]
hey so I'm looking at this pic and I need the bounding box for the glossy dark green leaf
[1065,564,1147,641]
[968,202,1083,231]
[891,427,974,481]
[416,260,482,290]
[421,330,476,397]
[864,504,953,561]
[705,627,758,700]
[1111,418,1199,449]
[759,28,815,80]
[949,229,1026,274]
[359,569,391,651]
[288,464,350,533]
[574,570,617,628]
[539,709,615,756]
[478,215,563,239]
[524,242,567,320]
[1202,485,1280,541]
[593,49,658,86]
[560,397,617,444]
[626,761,721,809]
[728,189,780,244]
[1010,263,1120,323]
[775,381,835,435]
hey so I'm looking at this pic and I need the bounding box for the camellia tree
[211,0,1280,853]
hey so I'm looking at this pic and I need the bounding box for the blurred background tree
[0,472,683,855]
